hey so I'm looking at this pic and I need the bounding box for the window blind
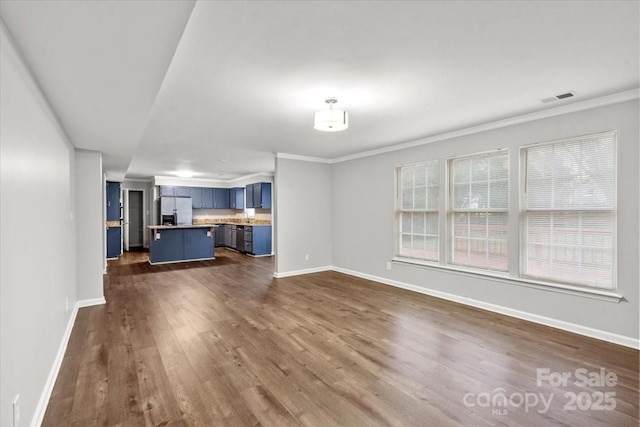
[450,151,509,271]
[398,160,439,261]
[522,131,616,289]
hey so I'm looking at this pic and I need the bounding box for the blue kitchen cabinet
[184,228,214,260]
[149,228,185,263]
[245,184,254,208]
[160,186,192,198]
[159,186,176,197]
[201,188,214,209]
[176,187,192,197]
[191,187,203,209]
[106,181,121,221]
[250,226,272,255]
[149,226,215,264]
[214,188,230,209]
[246,183,271,209]
[229,187,244,209]
[106,226,121,258]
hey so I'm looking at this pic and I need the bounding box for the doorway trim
[122,187,148,250]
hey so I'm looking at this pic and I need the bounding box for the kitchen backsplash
[192,209,271,225]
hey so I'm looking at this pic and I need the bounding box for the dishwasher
[236,225,245,252]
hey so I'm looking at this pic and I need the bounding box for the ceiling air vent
[556,92,574,99]
[540,91,575,104]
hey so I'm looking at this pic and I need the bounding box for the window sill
[391,257,624,303]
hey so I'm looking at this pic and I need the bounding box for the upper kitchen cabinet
[191,187,203,209]
[246,183,271,209]
[159,185,176,197]
[106,181,121,221]
[176,187,192,197]
[229,187,244,210]
[159,186,191,198]
[214,188,230,209]
[202,188,214,209]
[191,187,214,209]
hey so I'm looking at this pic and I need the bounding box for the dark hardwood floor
[43,249,639,426]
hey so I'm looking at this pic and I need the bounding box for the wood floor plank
[134,346,183,426]
[42,249,639,427]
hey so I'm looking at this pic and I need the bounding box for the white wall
[331,99,639,342]
[275,158,332,274]
[75,150,105,300]
[0,21,77,427]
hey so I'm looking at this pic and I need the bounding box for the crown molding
[116,89,640,178]
[276,152,333,164]
[227,172,274,183]
[122,177,153,183]
[331,88,639,164]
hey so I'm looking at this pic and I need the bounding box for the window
[522,131,616,289]
[398,160,439,261]
[394,130,618,295]
[449,151,509,271]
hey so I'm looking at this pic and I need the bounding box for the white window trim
[446,149,510,272]
[519,131,618,290]
[396,160,440,262]
[391,256,623,303]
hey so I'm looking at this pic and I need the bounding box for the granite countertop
[148,224,217,230]
[192,219,272,227]
[148,221,272,230]
[217,222,272,227]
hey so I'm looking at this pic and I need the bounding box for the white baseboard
[273,265,332,278]
[330,266,640,350]
[31,296,106,426]
[77,297,106,308]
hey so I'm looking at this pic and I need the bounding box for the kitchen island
[148,224,216,264]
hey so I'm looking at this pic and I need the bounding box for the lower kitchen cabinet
[149,227,183,263]
[249,226,272,255]
[212,224,271,255]
[226,225,236,249]
[184,228,215,260]
[149,226,214,264]
[106,227,121,259]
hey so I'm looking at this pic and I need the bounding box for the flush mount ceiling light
[175,170,194,178]
[314,97,348,132]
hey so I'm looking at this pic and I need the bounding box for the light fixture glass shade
[314,108,348,132]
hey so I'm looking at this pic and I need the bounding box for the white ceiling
[1,1,638,180]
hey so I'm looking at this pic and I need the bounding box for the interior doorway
[128,190,144,249]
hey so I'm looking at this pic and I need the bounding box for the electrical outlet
[13,394,20,427]
[304,254,309,261]
[386,261,392,271]
[65,297,69,313]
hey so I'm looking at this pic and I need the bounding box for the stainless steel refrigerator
[160,197,193,225]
